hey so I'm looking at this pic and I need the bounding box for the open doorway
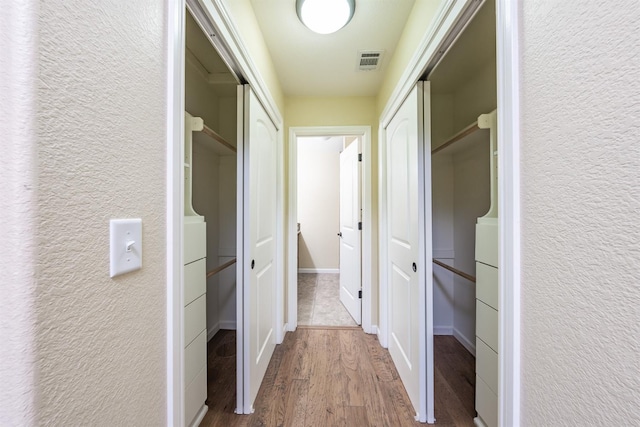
[287,126,374,334]
[296,135,359,327]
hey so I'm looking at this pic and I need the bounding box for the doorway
[287,126,374,333]
[296,135,359,327]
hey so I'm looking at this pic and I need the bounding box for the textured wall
[520,1,640,425]
[31,1,167,425]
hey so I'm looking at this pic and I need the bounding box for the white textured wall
[1,1,167,425]
[520,1,640,425]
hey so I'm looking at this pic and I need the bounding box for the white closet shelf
[432,121,488,155]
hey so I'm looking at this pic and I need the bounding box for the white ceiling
[250,0,416,97]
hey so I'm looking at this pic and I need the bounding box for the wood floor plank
[201,329,475,427]
[338,329,365,407]
[282,379,309,427]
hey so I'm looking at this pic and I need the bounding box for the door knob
[251,259,255,269]
[337,232,342,237]
[412,262,417,272]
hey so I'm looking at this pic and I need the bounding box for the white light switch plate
[110,218,142,278]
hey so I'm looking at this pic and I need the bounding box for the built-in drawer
[476,262,498,310]
[476,300,498,352]
[476,337,498,395]
[184,258,206,306]
[185,329,207,387]
[476,221,498,268]
[475,374,498,427]
[185,294,206,347]
[185,363,207,427]
[184,220,206,265]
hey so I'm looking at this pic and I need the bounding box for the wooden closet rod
[201,124,237,153]
[206,258,237,279]
[431,122,479,155]
[432,259,476,283]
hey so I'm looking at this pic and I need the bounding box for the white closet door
[240,85,278,413]
[385,82,434,423]
[339,138,362,324]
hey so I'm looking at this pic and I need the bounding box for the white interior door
[241,85,277,413]
[385,82,434,423]
[339,139,362,324]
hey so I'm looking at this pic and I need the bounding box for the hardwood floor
[200,329,475,427]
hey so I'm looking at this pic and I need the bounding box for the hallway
[201,328,474,426]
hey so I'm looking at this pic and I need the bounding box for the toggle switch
[110,218,142,278]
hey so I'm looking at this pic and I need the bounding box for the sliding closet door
[385,82,434,423]
[239,85,277,413]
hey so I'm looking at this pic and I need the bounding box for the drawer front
[185,329,207,387]
[476,338,498,395]
[475,222,498,268]
[184,258,206,306]
[476,262,498,310]
[185,364,207,427]
[476,300,498,352]
[475,374,498,427]
[184,221,207,265]
[185,294,206,347]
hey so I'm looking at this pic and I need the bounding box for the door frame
[167,0,285,423]
[287,126,373,333]
[377,0,521,425]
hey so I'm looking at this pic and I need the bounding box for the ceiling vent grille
[357,50,384,71]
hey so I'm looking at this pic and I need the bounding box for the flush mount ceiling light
[296,0,355,35]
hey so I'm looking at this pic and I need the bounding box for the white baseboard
[219,320,237,330]
[188,404,208,427]
[474,416,488,427]
[297,268,339,274]
[207,323,220,341]
[377,326,388,348]
[453,327,476,356]
[434,326,453,335]
[365,324,378,335]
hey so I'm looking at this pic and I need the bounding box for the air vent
[357,50,384,71]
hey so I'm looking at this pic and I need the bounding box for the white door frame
[166,0,285,423]
[377,0,521,425]
[287,126,374,334]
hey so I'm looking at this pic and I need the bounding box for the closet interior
[429,0,499,426]
[183,9,239,427]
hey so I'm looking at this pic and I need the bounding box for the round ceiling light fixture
[296,0,355,35]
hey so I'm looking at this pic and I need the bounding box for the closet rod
[206,258,237,279]
[200,123,237,153]
[432,259,476,283]
[431,122,479,155]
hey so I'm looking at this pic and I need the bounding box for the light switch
[110,218,142,278]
